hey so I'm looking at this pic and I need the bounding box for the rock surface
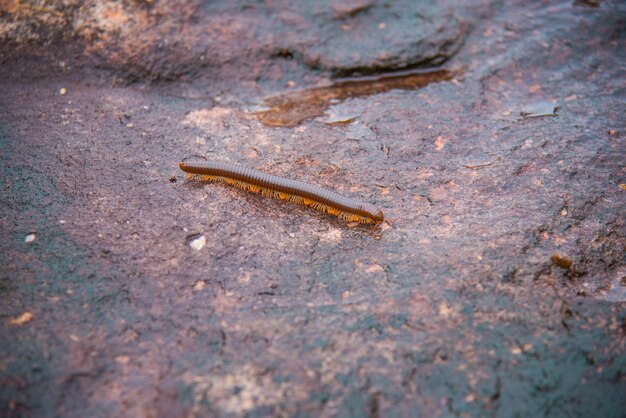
[1,0,471,81]
[1,1,625,417]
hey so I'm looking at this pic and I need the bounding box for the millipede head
[360,203,384,224]
[372,209,384,224]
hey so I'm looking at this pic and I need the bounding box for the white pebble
[189,236,206,250]
[25,233,36,243]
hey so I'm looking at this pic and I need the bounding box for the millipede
[179,160,384,225]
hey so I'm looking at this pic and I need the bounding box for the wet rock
[256,68,452,127]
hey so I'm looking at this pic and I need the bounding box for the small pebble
[190,236,207,250]
[10,312,33,325]
[521,101,559,118]
[438,302,452,318]
[322,112,359,126]
[115,355,130,364]
[24,233,36,243]
[59,87,67,95]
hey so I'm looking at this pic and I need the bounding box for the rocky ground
[1,0,625,417]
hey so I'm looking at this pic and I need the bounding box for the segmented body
[179,161,384,224]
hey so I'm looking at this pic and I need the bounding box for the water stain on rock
[256,68,453,127]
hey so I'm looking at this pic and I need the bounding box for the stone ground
[1,0,625,417]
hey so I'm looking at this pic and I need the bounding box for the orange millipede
[179,160,384,225]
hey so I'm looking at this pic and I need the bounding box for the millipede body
[179,160,384,224]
